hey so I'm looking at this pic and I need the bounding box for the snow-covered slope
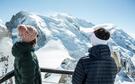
[6,11,46,49]
[0,20,9,39]
[6,11,93,59]
[36,39,71,68]
[3,11,135,84]
[0,20,14,84]
[111,29,135,54]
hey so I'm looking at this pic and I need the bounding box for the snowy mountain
[6,11,94,59]
[0,11,135,84]
[0,20,14,84]
[111,29,135,54]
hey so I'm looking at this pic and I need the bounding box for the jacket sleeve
[72,59,86,84]
[20,52,36,84]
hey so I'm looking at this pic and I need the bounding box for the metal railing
[0,67,74,84]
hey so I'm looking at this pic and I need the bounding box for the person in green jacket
[12,24,42,84]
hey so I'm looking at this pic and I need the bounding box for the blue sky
[0,0,135,37]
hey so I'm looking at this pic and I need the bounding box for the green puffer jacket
[12,42,42,84]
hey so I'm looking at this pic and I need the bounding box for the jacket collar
[12,41,34,58]
[88,45,111,59]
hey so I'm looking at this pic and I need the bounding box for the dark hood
[88,45,111,59]
[12,42,34,58]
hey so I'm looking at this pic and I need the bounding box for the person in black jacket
[12,24,42,84]
[72,27,117,84]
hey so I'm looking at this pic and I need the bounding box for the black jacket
[72,45,117,84]
[12,42,42,84]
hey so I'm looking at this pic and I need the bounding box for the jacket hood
[88,45,111,59]
[12,42,34,58]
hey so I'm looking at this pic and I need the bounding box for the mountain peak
[6,11,33,32]
[16,11,31,17]
[51,12,74,18]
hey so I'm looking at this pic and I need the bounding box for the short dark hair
[94,28,110,40]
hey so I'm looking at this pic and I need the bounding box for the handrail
[0,70,14,83]
[41,68,74,75]
[0,67,74,83]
